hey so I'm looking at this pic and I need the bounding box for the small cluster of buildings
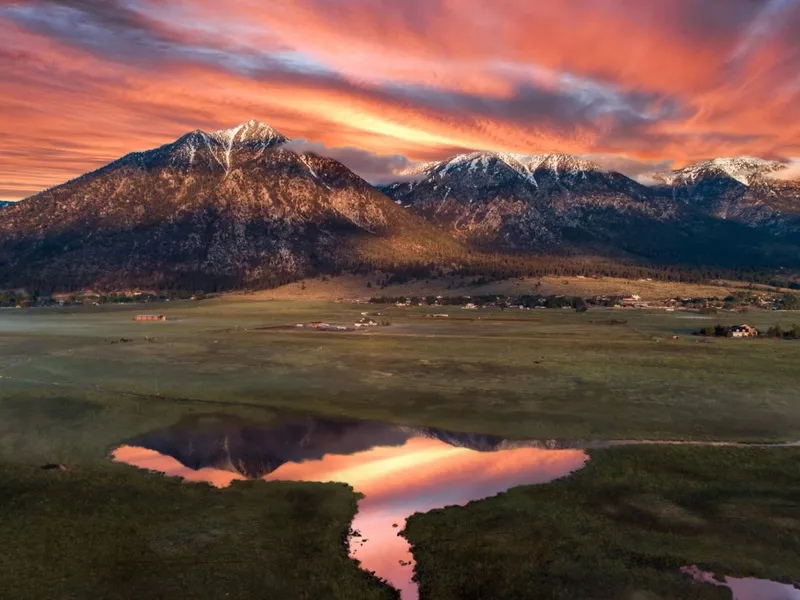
[295,317,381,331]
[730,324,758,338]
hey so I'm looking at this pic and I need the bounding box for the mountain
[0,120,463,291]
[651,157,800,236]
[125,414,580,479]
[383,152,663,250]
[381,151,800,269]
[0,201,12,210]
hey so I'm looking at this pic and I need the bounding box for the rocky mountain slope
[651,157,800,236]
[384,152,664,250]
[0,121,463,291]
[381,152,800,269]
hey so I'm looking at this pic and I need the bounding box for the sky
[1,0,800,200]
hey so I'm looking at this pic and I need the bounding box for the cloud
[283,138,413,184]
[585,154,674,182]
[767,159,800,182]
[0,0,799,198]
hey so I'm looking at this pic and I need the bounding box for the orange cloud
[1,0,799,199]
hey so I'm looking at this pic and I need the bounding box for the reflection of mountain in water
[125,414,582,478]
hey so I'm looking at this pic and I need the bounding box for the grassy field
[1,299,798,441]
[0,465,396,600]
[1,299,799,599]
[405,445,800,600]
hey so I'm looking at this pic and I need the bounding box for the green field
[2,299,799,441]
[1,299,799,599]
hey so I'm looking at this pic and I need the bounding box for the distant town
[368,291,800,312]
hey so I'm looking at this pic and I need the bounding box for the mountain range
[1,120,799,291]
[381,153,800,269]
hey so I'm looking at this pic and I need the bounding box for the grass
[1,300,799,441]
[0,390,397,600]
[0,465,396,600]
[1,299,800,599]
[404,445,800,600]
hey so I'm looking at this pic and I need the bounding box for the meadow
[2,299,799,441]
[1,298,799,599]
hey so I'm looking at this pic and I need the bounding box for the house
[462,303,478,310]
[309,321,329,329]
[135,314,166,322]
[731,324,758,338]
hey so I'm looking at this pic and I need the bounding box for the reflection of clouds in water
[115,436,586,600]
[727,578,800,600]
[682,566,800,600]
[112,446,245,488]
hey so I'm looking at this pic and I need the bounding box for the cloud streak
[283,138,413,184]
[767,159,800,182]
[0,0,799,198]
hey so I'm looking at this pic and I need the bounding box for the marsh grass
[404,446,800,600]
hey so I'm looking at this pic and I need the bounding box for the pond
[111,414,799,600]
[112,414,588,599]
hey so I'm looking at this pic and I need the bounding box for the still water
[112,414,587,599]
[111,414,799,600]
[682,566,800,600]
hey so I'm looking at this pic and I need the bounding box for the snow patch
[662,156,786,187]
[424,151,602,187]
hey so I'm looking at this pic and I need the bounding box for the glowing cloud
[1,0,799,198]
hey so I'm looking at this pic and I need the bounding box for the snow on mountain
[380,150,665,252]
[107,119,290,174]
[656,157,786,186]
[380,150,800,267]
[646,156,800,235]
[412,151,603,187]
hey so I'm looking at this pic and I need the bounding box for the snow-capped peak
[161,120,289,172]
[660,156,785,186]
[209,120,287,146]
[416,151,602,188]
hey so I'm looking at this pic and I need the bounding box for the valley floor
[0,299,799,598]
[230,274,795,303]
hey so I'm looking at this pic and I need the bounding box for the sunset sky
[2,0,800,200]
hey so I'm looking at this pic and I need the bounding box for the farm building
[135,314,166,322]
[730,324,758,338]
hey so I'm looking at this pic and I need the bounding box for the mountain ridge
[380,150,800,269]
[0,120,466,292]
[3,124,800,292]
